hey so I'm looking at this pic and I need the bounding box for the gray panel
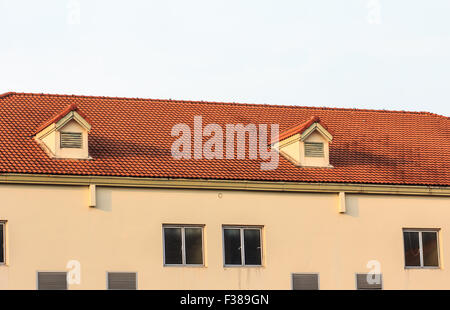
[108,272,137,290]
[356,273,382,290]
[292,273,319,290]
[38,272,67,290]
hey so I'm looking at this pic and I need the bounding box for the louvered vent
[37,272,67,290]
[304,142,324,157]
[107,272,137,290]
[60,132,82,148]
[356,273,382,290]
[292,273,319,290]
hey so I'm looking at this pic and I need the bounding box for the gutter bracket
[338,191,346,213]
[88,184,96,208]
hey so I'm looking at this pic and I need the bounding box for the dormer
[273,116,333,168]
[34,103,91,159]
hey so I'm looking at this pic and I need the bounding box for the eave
[0,173,449,196]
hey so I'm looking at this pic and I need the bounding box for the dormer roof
[274,116,333,144]
[35,103,91,134]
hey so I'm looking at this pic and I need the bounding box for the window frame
[222,225,263,267]
[403,228,440,269]
[162,224,205,267]
[0,221,5,265]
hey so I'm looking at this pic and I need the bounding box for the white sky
[1,0,449,116]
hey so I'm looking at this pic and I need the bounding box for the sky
[1,0,449,116]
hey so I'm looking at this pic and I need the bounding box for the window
[107,272,137,290]
[403,229,439,268]
[163,225,204,265]
[0,221,4,264]
[37,272,67,290]
[60,132,82,148]
[292,273,319,290]
[304,142,324,157]
[223,226,262,266]
[356,273,382,290]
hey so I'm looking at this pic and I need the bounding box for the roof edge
[2,91,448,119]
[0,92,16,99]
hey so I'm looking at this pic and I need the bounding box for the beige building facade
[0,176,449,290]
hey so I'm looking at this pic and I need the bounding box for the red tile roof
[0,92,448,186]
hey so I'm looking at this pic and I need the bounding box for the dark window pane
[244,229,261,265]
[224,229,242,265]
[164,228,182,264]
[422,232,439,267]
[0,224,3,263]
[185,228,203,265]
[404,232,421,266]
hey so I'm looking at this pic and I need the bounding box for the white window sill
[223,265,264,268]
[163,264,205,268]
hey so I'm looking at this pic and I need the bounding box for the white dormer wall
[35,110,91,160]
[39,127,57,156]
[274,134,302,166]
[275,122,333,168]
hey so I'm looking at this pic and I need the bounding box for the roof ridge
[2,91,448,118]
[0,92,16,99]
